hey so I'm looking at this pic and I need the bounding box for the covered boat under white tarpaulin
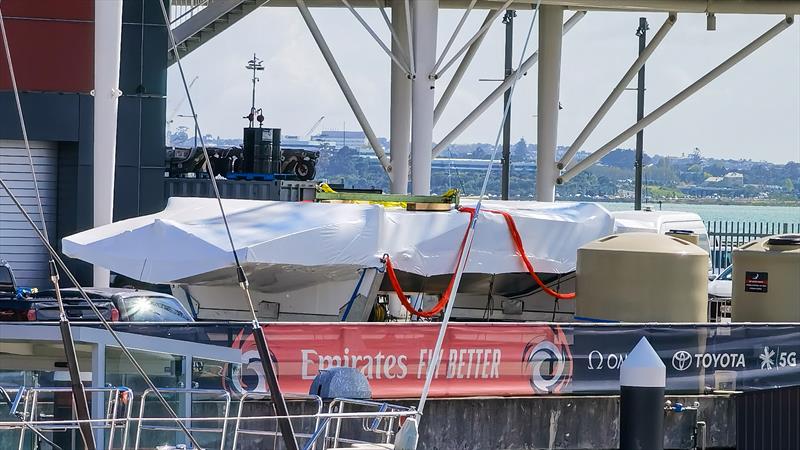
[62,197,385,290]
[386,200,614,276]
[63,197,614,284]
[63,197,615,321]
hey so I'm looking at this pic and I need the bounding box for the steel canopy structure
[168,0,799,198]
[202,0,800,13]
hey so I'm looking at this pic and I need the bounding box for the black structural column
[501,10,515,200]
[633,17,648,210]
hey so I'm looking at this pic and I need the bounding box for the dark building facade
[0,0,167,286]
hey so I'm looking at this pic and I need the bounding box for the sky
[167,7,800,163]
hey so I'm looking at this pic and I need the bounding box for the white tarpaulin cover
[62,197,614,287]
[386,200,614,276]
[62,198,383,285]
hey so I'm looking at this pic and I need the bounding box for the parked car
[31,288,210,343]
[36,288,194,322]
[707,264,733,322]
[0,260,17,299]
[1,271,118,322]
[708,265,733,300]
[0,296,117,322]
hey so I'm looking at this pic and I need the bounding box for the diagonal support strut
[297,0,393,178]
[558,12,677,169]
[558,15,794,184]
[432,11,586,158]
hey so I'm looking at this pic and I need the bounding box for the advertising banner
[226,323,571,398]
[222,323,800,398]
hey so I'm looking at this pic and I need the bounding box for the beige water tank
[732,234,800,322]
[576,233,708,322]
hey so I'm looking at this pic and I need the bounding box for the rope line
[383,205,575,319]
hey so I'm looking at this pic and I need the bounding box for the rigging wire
[158,1,257,324]
[157,2,299,449]
[0,4,96,448]
[0,5,47,242]
[0,3,206,448]
[0,177,205,449]
[416,0,543,417]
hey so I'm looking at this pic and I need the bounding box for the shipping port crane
[304,115,325,139]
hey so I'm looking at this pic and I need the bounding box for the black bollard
[619,337,665,450]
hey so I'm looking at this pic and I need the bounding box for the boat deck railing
[135,388,232,450]
[0,387,415,450]
[230,392,323,450]
[325,398,411,449]
[8,386,133,450]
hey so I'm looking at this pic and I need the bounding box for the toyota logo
[672,351,693,371]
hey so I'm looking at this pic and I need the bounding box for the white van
[611,210,710,254]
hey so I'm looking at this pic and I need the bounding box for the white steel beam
[434,9,495,125]
[410,0,439,194]
[558,12,676,169]
[432,0,478,74]
[433,0,515,78]
[296,0,393,177]
[558,15,794,184]
[341,0,411,74]
[535,4,564,202]
[93,0,124,287]
[404,0,415,74]
[375,0,410,64]
[390,1,412,193]
[432,10,585,157]
[528,1,800,14]
[263,0,800,15]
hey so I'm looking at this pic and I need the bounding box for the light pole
[634,18,649,211]
[501,10,516,200]
[246,53,264,128]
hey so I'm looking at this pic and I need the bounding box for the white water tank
[576,233,708,322]
[732,234,800,322]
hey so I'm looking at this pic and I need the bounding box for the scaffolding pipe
[432,10,585,157]
[558,15,794,184]
[433,0,515,78]
[433,9,495,125]
[558,12,676,169]
[296,0,393,177]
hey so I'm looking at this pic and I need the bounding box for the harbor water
[599,201,799,223]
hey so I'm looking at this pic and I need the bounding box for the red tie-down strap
[382,206,575,318]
